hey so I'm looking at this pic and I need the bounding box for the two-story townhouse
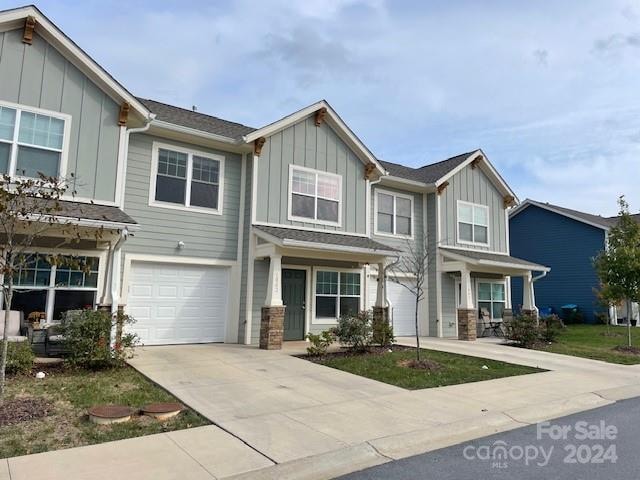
[1,5,549,347]
[0,6,152,324]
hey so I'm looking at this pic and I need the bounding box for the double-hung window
[151,143,224,213]
[314,270,361,322]
[0,103,68,179]
[457,201,489,245]
[289,166,341,225]
[375,190,413,237]
[477,281,505,320]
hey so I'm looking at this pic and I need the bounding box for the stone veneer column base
[372,306,390,327]
[259,306,286,350]
[458,308,477,341]
[502,308,514,324]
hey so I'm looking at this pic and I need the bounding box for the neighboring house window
[375,190,413,237]
[315,270,361,321]
[0,103,69,179]
[150,143,224,214]
[10,254,100,322]
[477,281,505,320]
[289,166,341,225]
[457,201,489,245]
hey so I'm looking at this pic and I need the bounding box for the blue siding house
[509,200,611,323]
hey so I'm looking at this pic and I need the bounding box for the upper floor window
[150,142,224,214]
[375,190,413,237]
[0,102,69,179]
[457,200,489,245]
[288,165,341,226]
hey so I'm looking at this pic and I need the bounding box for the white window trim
[0,99,71,180]
[456,200,490,246]
[5,248,107,323]
[287,164,342,227]
[311,267,363,325]
[476,278,506,321]
[148,141,225,215]
[373,188,414,239]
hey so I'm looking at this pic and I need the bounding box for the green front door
[283,269,306,341]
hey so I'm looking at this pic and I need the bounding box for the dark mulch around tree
[613,345,640,355]
[300,344,409,363]
[0,397,54,427]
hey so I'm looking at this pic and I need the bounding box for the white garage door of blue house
[126,262,229,345]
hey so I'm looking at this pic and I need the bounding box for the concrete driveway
[126,340,640,478]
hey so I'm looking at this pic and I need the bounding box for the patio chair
[480,309,503,337]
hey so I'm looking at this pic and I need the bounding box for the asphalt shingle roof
[440,247,549,271]
[25,198,137,225]
[380,151,475,184]
[138,98,256,140]
[254,225,398,253]
[523,200,640,230]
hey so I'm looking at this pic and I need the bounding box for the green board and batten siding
[439,164,508,253]
[254,116,367,234]
[123,133,242,259]
[0,30,120,202]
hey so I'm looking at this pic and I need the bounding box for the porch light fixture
[177,241,185,249]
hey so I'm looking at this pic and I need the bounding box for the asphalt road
[338,397,640,480]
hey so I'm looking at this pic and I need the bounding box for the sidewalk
[4,339,640,480]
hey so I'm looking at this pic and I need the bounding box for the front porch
[439,247,550,341]
[251,225,398,349]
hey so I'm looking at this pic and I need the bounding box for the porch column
[260,253,285,350]
[457,266,476,341]
[521,271,538,324]
[373,261,390,333]
[503,275,514,324]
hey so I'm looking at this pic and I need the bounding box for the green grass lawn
[539,324,640,364]
[0,365,209,459]
[311,347,544,390]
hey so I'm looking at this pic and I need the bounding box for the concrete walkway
[5,339,640,480]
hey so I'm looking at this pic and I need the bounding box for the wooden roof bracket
[364,163,376,180]
[470,156,482,169]
[503,195,516,208]
[118,102,130,127]
[436,181,449,195]
[22,15,36,45]
[315,107,327,126]
[254,137,266,156]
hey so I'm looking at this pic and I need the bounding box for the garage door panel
[126,262,229,345]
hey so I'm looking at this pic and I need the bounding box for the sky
[3,0,639,216]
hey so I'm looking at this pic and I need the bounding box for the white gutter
[119,114,156,207]
[532,270,548,282]
[108,228,129,346]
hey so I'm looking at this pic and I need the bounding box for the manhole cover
[141,402,184,421]
[88,405,134,425]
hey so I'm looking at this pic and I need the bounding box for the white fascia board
[149,120,249,150]
[434,149,518,201]
[477,259,550,272]
[243,100,386,175]
[281,239,398,257]
[0,6,149,119]
[509,199,610,231]
[34,215,140,232]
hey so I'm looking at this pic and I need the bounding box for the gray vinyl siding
[0,30,120,202]
[237,155,253,343]
[250,258,269,344]
[371,185,424,255]
[426,193,438,336]
[441,273,457,337]
[254,116,367,234]
[123,133,241,259]
[439,164,508,253]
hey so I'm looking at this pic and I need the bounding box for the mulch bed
[613,345,640,355]
[397,358,442,371]
[0,397,54,427]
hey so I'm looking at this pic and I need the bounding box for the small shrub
[62,309,139,369]
[372,318,395,347]
[335,310,373,352]
[306,330,335,356]
[594,312,608,325]
[6,341,35,375]
[504,314,540,348]
[539,314,563,343]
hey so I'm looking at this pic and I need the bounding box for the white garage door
[368,277,416,337]
[126,262,229,345]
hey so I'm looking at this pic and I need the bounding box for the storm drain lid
[88,405,134,424]
[141,402,184,420]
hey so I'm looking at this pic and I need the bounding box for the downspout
[532,271,547,283]
[383,256,401,328]
[118,113,156,207]
[109,228,129,347]
[529,270,548,317]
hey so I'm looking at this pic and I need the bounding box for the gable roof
[138,98,255,140]
[380,151,473,184]
[509,199,640,230]
[0,5,150,120]
[440,247,550,272]
[244,100,386,175]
